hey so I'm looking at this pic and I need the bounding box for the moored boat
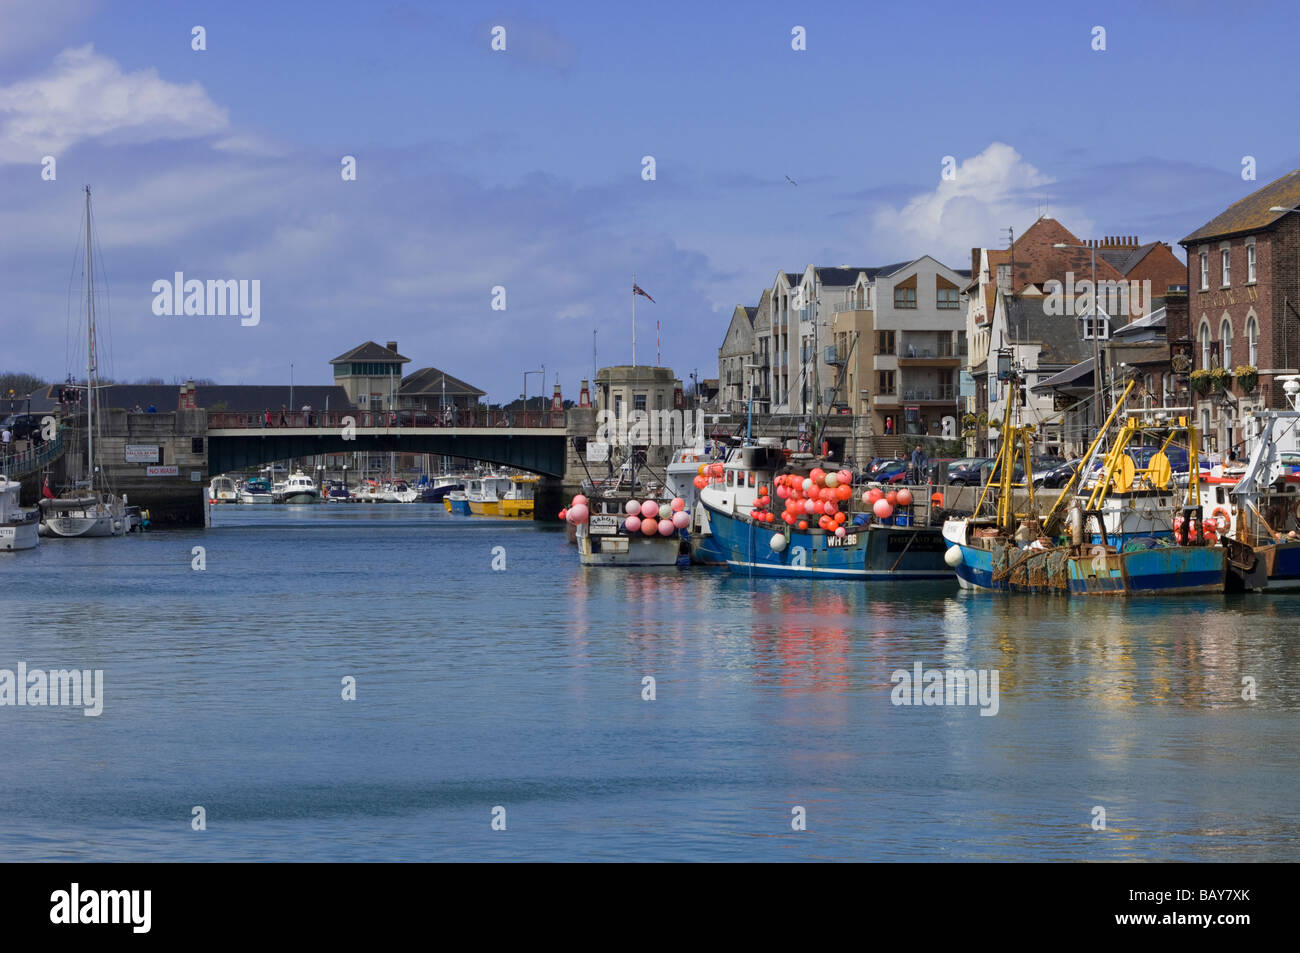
[273,471,318,504]
[0,476,39,551]
[239,476,274,504]
[209,475,239,503]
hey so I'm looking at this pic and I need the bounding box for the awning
[1030,357,1094,396]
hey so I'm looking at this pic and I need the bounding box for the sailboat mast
[84,186,96,490]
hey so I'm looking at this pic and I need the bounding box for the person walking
[910,444,927,483]
[264,408,272,428]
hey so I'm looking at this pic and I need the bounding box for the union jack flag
[633,283,655,303]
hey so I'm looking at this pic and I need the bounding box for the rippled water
[1,504,1297,861]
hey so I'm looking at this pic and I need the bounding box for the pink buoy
[867,488,884,503]
[896,487,913,506]
[572,494,588,507]
[625,515,641,533]
[803,498,817,515]
[625,499,641,516]
[641,517,658,535]
[657,519,674,536]
[873,499,893,519]
[671,510,690,529]
[568,503,589,523]
[835,526,847,538]
[670,497,685,512]
[640,499,658,519]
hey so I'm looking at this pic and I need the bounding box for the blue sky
[2,0,1297,401]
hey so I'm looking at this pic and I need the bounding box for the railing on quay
[207,409,567,430]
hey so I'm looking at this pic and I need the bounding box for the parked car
[870,460,909,484]
[1034,458,1083,489]
[0,413,42,440]
[946,457,993,486]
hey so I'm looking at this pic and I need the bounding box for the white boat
[239,476,274,503]
[0,476,40,551]
[39,186,129,541]
[381,480,418,503]
[273,471,318,504]
[352,479,385,502]
[209,475,239,503]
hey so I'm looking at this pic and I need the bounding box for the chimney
[386,341,398,352]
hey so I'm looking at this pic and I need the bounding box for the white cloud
[870,143,1091,266]
[0,44,228,163]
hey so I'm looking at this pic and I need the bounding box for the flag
[633,283,655,303]
[42,476,55,499]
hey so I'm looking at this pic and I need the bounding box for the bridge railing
[208,409,566,430]
[0,432,64,480]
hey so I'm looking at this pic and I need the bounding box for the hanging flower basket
[1208,367,1231,393]
[1233,364,1259,393]
[1189,370,1211,394]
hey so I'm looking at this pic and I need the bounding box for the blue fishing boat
[698,445,950,580]
[942,374,1226,596]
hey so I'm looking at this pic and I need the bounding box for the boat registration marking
[826,533,858,548]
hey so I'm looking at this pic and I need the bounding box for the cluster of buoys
[860,485,913,521]
[622,497,689,536]
[693,461,725,490]
[749,485,775,523]
[560,493,589,524]
[773,468,855,536]
[1173,514,1218,544]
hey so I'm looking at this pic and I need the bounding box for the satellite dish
[1147,451,1172,490]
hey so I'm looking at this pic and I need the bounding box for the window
[1083,315,1110,340]
[634,393,647,411]
[937,288,959,309]
[1200,321,1211,370]
[655,393,664,410]
[958,330,968,356]
[877,330,895,354]
[1221,249,1231,287]
[1221,318,1233,368]
[1247,315,1259,365]
[1200,251,1209,290]
[877,370,895,394]
[894,287,917,309]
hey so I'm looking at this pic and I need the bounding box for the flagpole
[632,273,637,368]
[657,319,660,366]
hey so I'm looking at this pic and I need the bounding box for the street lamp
[522,368,544,420]
[1053,242,1104,432]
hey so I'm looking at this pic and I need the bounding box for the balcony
[897,346,960,367]
[900,388,958,405]
[825,345,845,365]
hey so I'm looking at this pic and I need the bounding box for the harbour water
[2,505,1297,861]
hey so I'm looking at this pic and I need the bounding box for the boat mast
[84,185,96,493]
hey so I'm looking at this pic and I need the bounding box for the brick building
[1179,169,1300,453]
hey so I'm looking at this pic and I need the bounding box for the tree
[0,371,47,399]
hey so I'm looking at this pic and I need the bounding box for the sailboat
[39,186,129,539]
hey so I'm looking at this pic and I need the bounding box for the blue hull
[705,503,951,580]
[946,539,1225,595]
[449,499,471,515]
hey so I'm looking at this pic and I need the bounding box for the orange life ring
[1210,506,1232,531]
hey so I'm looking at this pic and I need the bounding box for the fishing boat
[699,445,949,579]
[1214,376,1300,591]
[664,444,729,565]
[0,475,39,551]
[39,186,129,540]
[240,476,274,503]
[499,475,539,518]
[209,475,239,503]
[566,449,688,566]
[462,475,509,515]
[273,470,318,504]
[942,372,1227,595]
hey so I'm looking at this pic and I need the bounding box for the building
[397,366,485,413]
[1179,169,1300,455]
[717,304,758,412]
[330,341,411,411]
[592,365,685,466]
[827,257,970,439]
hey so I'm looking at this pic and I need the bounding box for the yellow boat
[466,476,508,516]
[499,475,539,518]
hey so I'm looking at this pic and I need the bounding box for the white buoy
[944,545,963,567]
[770,533,788,553]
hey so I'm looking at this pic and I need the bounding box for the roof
[1181,169,1300,244]
[744,306,758,324]
[1030,357,1094,395]
[1112,306,1167,339]
[330,341,411,364]
[1098,241,1161,275]
[399,367,485,397]
[1002,294,1091,367]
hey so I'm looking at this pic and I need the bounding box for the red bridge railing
[207,409,566,430]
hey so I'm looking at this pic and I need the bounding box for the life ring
[1210,505,1232,531]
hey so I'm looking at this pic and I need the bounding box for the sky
[2,0,1298,403]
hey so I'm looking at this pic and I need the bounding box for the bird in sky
[785,175,798,186]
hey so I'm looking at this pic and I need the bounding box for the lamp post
[1053,242,1103,432]
[522,368,544,422]
[744,362,761,443]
